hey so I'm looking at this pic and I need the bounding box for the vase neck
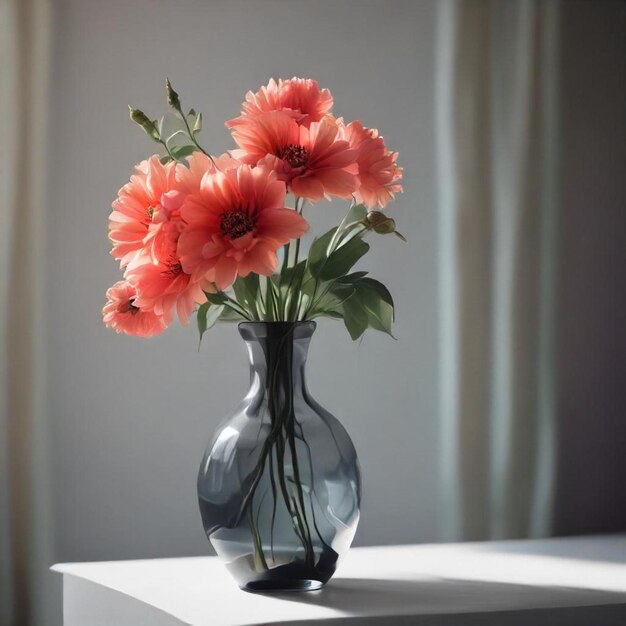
[239,322,315,400]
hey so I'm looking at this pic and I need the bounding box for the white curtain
[436,0,560,540]
[0,0,54,623]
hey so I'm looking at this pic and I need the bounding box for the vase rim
[238,321,317,330]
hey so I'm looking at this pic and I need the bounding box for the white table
[52,534,626,625]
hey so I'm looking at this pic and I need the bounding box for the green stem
[268,447,278,561]
[246,505,268,571]
[158,138,180,163]
[175,109,217,167]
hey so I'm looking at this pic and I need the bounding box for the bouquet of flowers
[103,77,403,341]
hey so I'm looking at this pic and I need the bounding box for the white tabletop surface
[52,534,626,625]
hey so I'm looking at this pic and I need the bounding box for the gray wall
[46,0,626,581]
[47,0,439,565]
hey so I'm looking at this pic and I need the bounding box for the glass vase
[197,321,361,591]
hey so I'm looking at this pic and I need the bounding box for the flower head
[226,77,333,129]
[102,280,168,337]
[343,121,403,209]
[124,253,208,326]
[109,155,182,266]
[178,164,308,290]
[229,111,358,202]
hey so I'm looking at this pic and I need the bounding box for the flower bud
[128,106,160,142]
[166,78,181,111]
[366,211,396,234]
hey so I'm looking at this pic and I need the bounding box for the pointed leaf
[219,306,245,321]
[320,237,369,280]
[350,278,395,337]
[307,227,337,278]
[341,294,369,340]
[341,203,367,228]
[192,112,202,134]
[233,274,260,319]
[170,144,197,160]
[197,303,224,345]
[286,261,307,321]
[204,291,229,306]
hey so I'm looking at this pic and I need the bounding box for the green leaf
[232,274,260,319]
[197,302,224,346]
[336,271,369,284]
[307,227,337,278]
[358,277,394,308]
[204,291,229,306]
[170,144,197,160]
[265,276,279,321]
[308,282,354,319]
[316,309,344,320]
[285,260,307,320]
[320,237,370,280]
[341,203,367,228]
[343,277,395,338]
[342,293,369,340]
[219,306,245,321]
[164,129,188,144]
[192,112,202,134]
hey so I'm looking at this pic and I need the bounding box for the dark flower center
[220,210,255,239]
[142,205,156,226]
[277,144,309,168]
[120,298,140,315]
[161,259,184,278]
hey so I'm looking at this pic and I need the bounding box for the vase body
[197,321,361,591]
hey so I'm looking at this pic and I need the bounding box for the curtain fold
[0,0,54,623]
[436,0,560,541]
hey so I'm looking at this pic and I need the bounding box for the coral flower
[175,151,240,194]
[102,280,168,338]
[109,155,182,266]
[124,251,208,326]
[178,164,309,290]
[226,77,333,129]
[343,121,403,209]
[230,111,358,202]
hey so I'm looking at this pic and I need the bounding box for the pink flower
[109,156,182,266]
[229,111,358,202]
[102,280,168,338]
[343,121,403,209]
[178,164,308,290]
[226,77,333,129]
[125,252,208,326]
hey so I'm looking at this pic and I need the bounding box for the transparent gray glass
[198,321,361,591]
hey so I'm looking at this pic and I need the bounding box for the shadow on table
[268,577,626,625]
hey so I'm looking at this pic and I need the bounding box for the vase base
[227,551,338,592]
[242,579,324,592]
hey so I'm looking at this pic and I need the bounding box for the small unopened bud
[166,78,181,110]
[366,211,396,234]
[128,106,160,142]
